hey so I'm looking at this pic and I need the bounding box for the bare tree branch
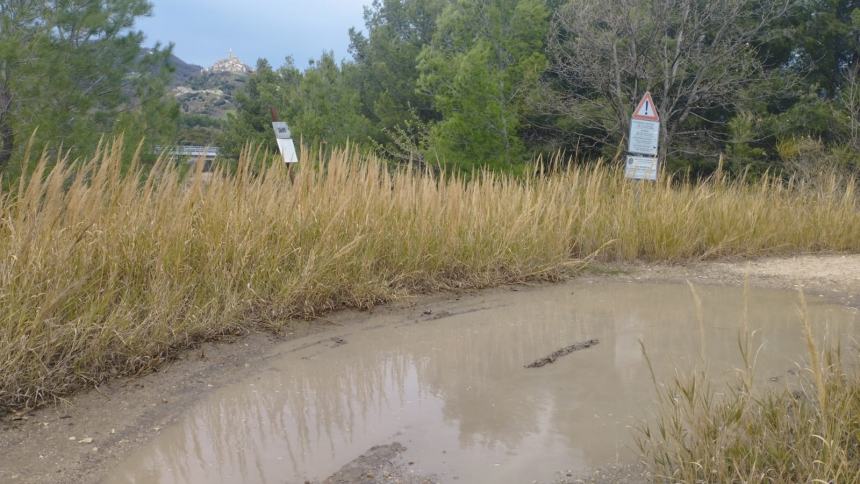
[545,0,791,159]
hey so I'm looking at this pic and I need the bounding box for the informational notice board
[272,122,298,163]
[628,119,659,157]
[625,155,659,181]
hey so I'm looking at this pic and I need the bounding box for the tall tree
[290,53,375,147]
[0,0,176,170]
[349,0,447,132]
[221,53,373,158]
[546,0,790,162]
[220,59,296,157]
[418,0,549,168]
[787,0,860,96]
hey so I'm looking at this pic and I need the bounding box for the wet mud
[98,281,859,484]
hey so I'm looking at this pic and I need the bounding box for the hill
[170,51,250,119]
[167,52,252,144]
[166,53,204,87]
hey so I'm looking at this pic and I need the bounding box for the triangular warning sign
[632,92,660,121]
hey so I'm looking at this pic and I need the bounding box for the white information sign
[272,122,298,163]
[272,122,291,139]
[628,119,660,156]
[625,156,659,181]
[276,139,298,164]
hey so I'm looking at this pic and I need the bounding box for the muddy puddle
[103,281,859,484]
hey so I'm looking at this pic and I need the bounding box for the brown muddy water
[102,281,859,484]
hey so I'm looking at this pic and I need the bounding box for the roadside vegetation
[638,290,860,483]
[4,1,860,181]
[1,142,858,411]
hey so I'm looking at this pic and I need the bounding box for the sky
[136,0,369,69]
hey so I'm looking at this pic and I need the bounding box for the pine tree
[348,0,447,133]
[417,0,549,168]
[0,0,177,171]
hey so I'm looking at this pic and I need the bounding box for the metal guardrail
[155,146,220,158]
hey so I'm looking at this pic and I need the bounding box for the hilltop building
[207,50,252,75]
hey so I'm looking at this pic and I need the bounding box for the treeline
[0,0,178,177]
[222,0,860,177]
[0,0,858,178]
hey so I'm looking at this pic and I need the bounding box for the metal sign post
[625,92,660,182]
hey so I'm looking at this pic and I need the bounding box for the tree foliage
[0,0,177,172]
[417,0,549,168]
[6,0,860,177]
[349,0,446,132]
[219,54,373,158]
[209,0,860,176]
[546,0,790,164]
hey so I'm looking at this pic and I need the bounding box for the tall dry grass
[0,141,858,410]
[637,289,860,483]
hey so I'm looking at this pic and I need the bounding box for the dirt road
[1,255,858,484]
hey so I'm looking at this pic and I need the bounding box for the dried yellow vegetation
[1,142,858,410]
[639,289,860,483]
